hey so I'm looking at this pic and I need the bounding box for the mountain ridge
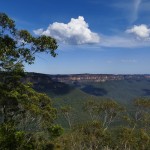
[26,72,150,83]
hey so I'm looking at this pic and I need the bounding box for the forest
[0,13,150,150]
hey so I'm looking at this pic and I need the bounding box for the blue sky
[1,0,150,74]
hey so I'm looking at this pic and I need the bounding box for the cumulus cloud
[126,24,150,39]
[33,16,150,48]
[33,16,100,45]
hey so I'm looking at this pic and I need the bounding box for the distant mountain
[49,74,150,83]
[25,73,74,96]
[25,73,150,102]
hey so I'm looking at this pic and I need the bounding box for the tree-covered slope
[27,73,150,127]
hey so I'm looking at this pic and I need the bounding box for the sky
[1,0,150,74]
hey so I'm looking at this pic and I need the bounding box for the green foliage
[48,124,64,139]
[83,99,124,130]
[0,123,35,150]
[0,12,57,71]
[60,105,73,129]
[42,77,150,128]
[0,13,60,149]
[54,97,150,150]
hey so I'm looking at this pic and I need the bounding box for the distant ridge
[26,72,150,83]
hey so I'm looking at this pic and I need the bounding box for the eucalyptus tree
[133,97,150,130]
[84,99,124,130]
[0,13,60,149]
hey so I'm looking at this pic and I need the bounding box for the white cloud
[34,29,44,35]
[126,24,150,39]
[113,0,142,23]
[59,34,150,50]
[99,35,149,48]
[95,32,150,48]
[131,0,142,23]
[34,16,150,49]
[33,16,100,45]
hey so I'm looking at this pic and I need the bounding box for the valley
[26,73,150,127]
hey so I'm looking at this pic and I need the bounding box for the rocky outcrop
[25,73,150,84]
[50,74,149,83]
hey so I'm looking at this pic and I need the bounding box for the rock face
[26,73,150,84]
[25,73,73,95]
[50,74,150,83]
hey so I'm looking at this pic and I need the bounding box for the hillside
[25,73,150,127]
[26,73,150,103]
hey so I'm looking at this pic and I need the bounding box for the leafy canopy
[0,13,61,149]
[0,12,58,71]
